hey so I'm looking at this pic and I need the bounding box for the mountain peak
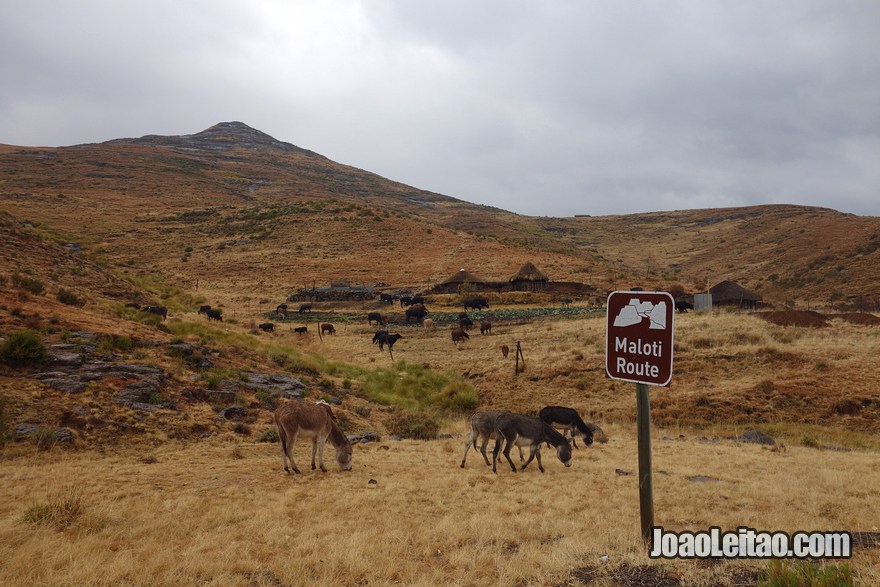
[113,121,320,156]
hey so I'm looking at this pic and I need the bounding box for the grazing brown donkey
[274,401,353,473]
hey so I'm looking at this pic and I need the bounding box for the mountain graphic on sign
[612,299,667,330]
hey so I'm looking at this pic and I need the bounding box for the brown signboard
[605,291,675,386]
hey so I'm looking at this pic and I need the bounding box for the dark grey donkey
[492,413,572,473]
[460,410,523,468]
[539,405,596,449]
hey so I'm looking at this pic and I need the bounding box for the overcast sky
[2,1,879,217]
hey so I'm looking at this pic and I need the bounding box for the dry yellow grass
[1,424,878,586]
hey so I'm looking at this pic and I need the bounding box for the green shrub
[387,411,441,440]
[257,428,279,443]
[11,272,44,295]
[56,288,86,307]
[97,334,133,354]
[0,330,48,366]
[759,560,853,587]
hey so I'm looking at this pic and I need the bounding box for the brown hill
[1,121,879,308]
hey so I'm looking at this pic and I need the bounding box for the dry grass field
[3,302,880,585]
[1,422,878,586]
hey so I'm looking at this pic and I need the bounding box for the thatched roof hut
[509,261,549,291]
[433,268,487,294]
[442,268,484,285]
[709,280,762,309]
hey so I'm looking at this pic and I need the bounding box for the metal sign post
[605,291,675,548]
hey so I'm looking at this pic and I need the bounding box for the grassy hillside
[2,122,878,309]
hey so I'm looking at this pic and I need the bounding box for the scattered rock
[54,428,74,443]
[116,376,164,406]
[348,431,381,443]
[221,406,248,420]
[368,479,378,486]
[168,343,196,356]
[12,423,41,439]
[615,469,632,476]
[12,424,73,444]
[738,429,775,446]
[207,390,237,403]
[49,352,84,367]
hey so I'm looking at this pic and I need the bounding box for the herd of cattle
[211,296,502,353]
[273,400,602,475]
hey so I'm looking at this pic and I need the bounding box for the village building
[430,269,490,294]
[709,280,762,310]
[509,261,549,292]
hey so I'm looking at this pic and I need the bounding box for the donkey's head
[336,442,353,471]
[580,428,594,447]
[555,440,572,467]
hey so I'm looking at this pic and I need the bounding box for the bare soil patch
[756,310,828,327]
[830,312,880,326]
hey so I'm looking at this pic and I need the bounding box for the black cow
[293,326,308,334]
[560,298,573,308]
[276,304,288,317]
[125,302,141,310]
[198,305,211,314]
[379,293,395,304]
[463,297,489,311]
[675,300,694,313]
[372,330,389,345]
[367,312,386,326]
[375,332,403,352]
[459,316,474,330]
[259,323,275,332]
[206,309,223,322]
[142,306,168,321]
[299,303,312,314]
[405,304,428,324]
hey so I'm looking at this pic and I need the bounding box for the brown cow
[451,328,470,345]
[273,401,353,473]
[320,323,335,335]
[480,320,492,335]
[501,345,510,358]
